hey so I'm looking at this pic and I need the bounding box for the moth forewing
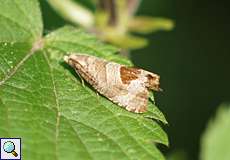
[64,54,161,113]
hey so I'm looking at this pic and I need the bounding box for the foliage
[200,104,230,160]
[0,0,168,159]
[47,0,174,49]
[166,150,188,160]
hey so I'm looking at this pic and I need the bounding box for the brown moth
[64,54,161,113]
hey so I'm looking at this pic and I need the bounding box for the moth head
[64,54,88,68]
[64,55,74,67]
[145,73,162,91]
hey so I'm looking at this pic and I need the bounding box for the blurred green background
[40,0,230,159]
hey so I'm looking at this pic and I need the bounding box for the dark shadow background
[40,0,230,159]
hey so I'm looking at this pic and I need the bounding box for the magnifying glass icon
[3,141,18,157]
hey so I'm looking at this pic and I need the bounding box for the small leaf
[200,104,230,160]
[129,16,174,34]
[94,11,110,28]
[105,33,148,49]
[47,0,94,28]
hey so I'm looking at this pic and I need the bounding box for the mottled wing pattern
[64,54,106,88]
[126,88,149,113]
[64,54,155,113]
[111,84,149,113]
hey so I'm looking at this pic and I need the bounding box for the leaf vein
[43,52,61,160]
[69,119,130,159]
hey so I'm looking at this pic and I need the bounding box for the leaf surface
[200,104,230,160]
[0,0,42,42]
[0,1,168,160]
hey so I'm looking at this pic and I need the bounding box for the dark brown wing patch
[120,66,141,84]
[146,74,161,91]
[147,74,157,81]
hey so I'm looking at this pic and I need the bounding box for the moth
[64,54,161,113]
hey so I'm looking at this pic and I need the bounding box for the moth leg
[80,78,85,87]
[96,92,100,100]
[149,91,155,104]
[75,69,85,87]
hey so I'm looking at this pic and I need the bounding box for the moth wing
[125,87,149,113]
[109,84,149,113]
[102,83,129,101]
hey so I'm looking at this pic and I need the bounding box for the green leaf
[47,0,94,28]
[128,16,174,34]
[0,0,42,42]
[0,1,168,160]
[104,33,148,49]
[200,104,230,160]
[166,150,188,160]
[45,26,167,124]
